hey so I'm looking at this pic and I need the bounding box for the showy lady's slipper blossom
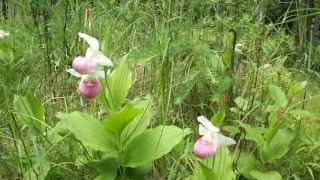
[67,32,113,75]
[193,116,236,159]
[68,72,104,99]
[78,76,101,99]
[66,33,113,99]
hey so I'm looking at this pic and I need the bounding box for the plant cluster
[0,0,319,180]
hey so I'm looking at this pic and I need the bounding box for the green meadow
[0,0,319,179]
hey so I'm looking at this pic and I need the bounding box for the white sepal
[197,115,235,147]
[86,48,113,67]
[93,70,105,79]
[78,32,100,50]
[197,116,220,135]
[66,69,82,78]
[216,133,236,146]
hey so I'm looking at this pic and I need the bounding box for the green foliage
[94,158,119,180]
[1,0,320,179]
[190,147,235,180]
[53,59,188,179]
[56,112,117,154]
[174,71,199,104]
[23,156,50,180]
[213,147,235,180]
[103,57,132,112]
[268,85,288,108]
[102,104,143,136]
[120,97,153,146]
[123,125,189,168]
[191,162,215,180]
[0,42,13,63]
[237,151,261,179]
[261,129,295,163]
[211,107,226,128]
[250,170,282,180]
[13,94,45,133]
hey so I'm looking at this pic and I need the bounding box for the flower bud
[78,78,100,99]
[193,137,217,159]
[72,56,96,74]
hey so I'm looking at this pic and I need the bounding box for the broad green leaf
[268,85,287,108]
[213,146,235,180]
[126,163,152,180]
[121,97,153,146]
[56,112,117,155]
[237,151,261,179]
[265,113,283,142]
[123,125,188,167]
[104,57,132,111]
[94,158,119,180]
[211,107,225,128]
[191,162,215,180]
[240,123,265,148]
[261,129,294,162]
[250,170,282,180]
[94,175,108,180]
[102,104,143,136]
[13,94,45,133]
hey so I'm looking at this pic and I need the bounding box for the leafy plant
[53,58,190,179]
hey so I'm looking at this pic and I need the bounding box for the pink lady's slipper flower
[78,77,100,99]
[66,68,105,99]
[67,32,113,75]
[193,116,235,159]
[66,33,113,99]
[68,72,104,99]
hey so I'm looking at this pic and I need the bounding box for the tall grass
[0,0,319,179]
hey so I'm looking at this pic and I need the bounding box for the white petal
[93,70,105,79]
[66,68,82,78]
[201,133,214,142]
[199,124,210,136]
[216,133,236,146]
[95,51,113,66]
[86,48,113,67]
[78,32,99,50]
[197,116,220,133]
[85,47,95,58]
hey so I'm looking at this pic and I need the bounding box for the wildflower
[78,32,113,67]
[66,33,112,99]
[0,30,9,38]
[72,56,97,74]
[67,33,113,76]
[67,69,104,99]
[193,116,235,159]
[78,76,100,99]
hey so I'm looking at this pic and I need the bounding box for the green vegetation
[0,0,319,179]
